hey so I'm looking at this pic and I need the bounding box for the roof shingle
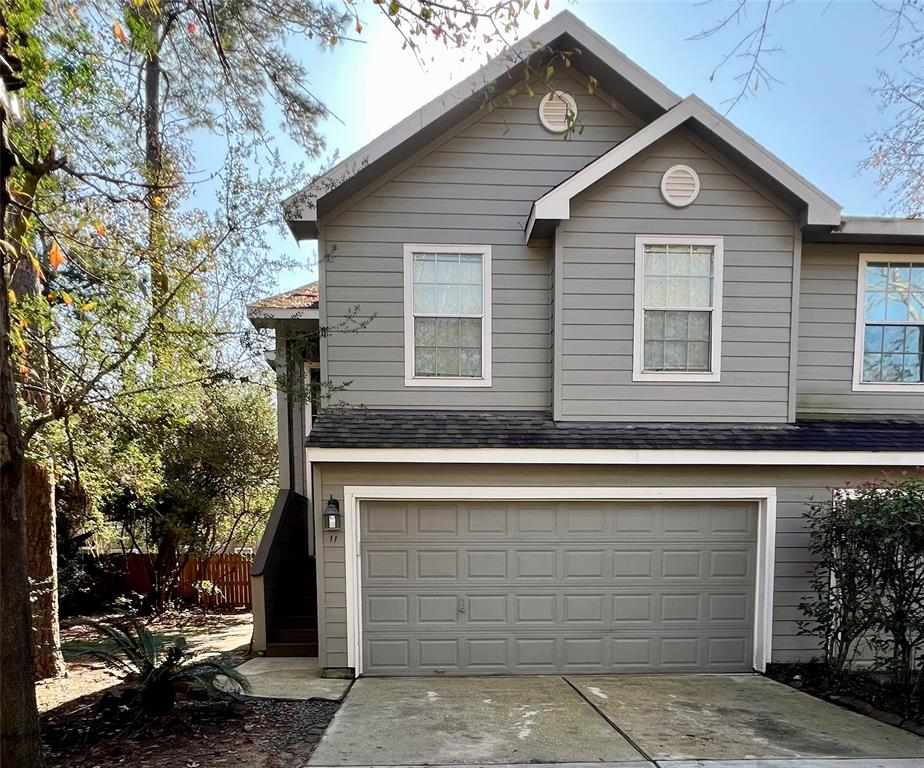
[306,410,924,453]
[249,282,319,310]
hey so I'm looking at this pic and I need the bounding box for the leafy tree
[107,380,278,609]
[691,1,924,215]
[1,0,537,764]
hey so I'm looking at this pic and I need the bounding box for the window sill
[851,381,924,393]
[633,371,720,383]
[404,377,493,388]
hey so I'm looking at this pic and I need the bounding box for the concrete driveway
[309,674,924,768]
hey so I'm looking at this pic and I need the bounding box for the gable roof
[247,282,320,328]
[526,95,842,240]
[284,11,682,240]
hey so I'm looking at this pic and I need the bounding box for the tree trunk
[1,9,45,760]
[25,460,65,679]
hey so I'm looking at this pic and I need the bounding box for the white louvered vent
[660,165,701,207]
[538,91,577,133]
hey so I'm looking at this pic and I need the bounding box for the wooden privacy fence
[119,553,253,609]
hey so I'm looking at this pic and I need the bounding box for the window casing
[403,244,492,387]
[853,254,924,392]
[633,235,724,382]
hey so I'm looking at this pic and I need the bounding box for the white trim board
[342,485,777,675]
[526,95,841,240]
[851,253,924,393]
[308,447,924,466]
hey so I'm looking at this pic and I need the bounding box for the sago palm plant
[69,614,250,713]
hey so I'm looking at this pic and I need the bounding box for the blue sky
[258,1,907,295]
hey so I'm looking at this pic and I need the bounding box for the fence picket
[113,553,253,609]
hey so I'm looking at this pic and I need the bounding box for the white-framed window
[403,243,492,388]
[632,235,724,382]
[853,254,924,392]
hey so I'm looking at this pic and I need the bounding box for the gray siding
[319,74,639,409]
[313,462,898,671]
[558,130,796,422]
[797,243,924,416]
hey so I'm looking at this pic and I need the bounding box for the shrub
[68,614,250,713]
[800,474,924,700]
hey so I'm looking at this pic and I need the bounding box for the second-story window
[854,256,924,389]
[633,235,724,382]
[403,244,492,387]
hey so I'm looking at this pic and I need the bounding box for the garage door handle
[458,598,465,614]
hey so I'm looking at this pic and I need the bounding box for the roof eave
[526,96,842,242]
[285,11,683,237]
[246,306,320,330]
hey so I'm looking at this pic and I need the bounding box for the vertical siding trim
[787,223,802,422]
[553,224,564,421]
[318,233,329,408]
[276,329,291,489]
[312,464,328,666]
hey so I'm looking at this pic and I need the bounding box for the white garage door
[360,498,758,675]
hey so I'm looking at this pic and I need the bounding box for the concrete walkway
[236,657,351,701]
[308,674,924,767]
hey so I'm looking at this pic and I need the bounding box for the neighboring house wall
[312,462,891,670]
[798,242,924,417]
[557,129,797,422]
[318,74,639,410]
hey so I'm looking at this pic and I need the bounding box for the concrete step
[269,628,319,643]
[266,641,318,657]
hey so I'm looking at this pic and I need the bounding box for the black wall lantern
[324,496,342,531]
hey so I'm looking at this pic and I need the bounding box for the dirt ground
[36,610,254,713]
[37,610,341,768]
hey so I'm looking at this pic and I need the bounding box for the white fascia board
[285,10,682,232]
[528,96,842,235]
[306,447,923,466]
[684,96,842,226]
[838,216,924,238]
[532,100,694,226]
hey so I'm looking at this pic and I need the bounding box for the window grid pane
[861,321,924,383]
[412,251,485,378]
[643,244,714,310]
[641,242,715,374]
[643,310,711,372]
[865,261,924,323]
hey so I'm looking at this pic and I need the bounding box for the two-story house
[246,11,924,677]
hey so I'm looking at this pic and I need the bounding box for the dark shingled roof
[307,410,924,452]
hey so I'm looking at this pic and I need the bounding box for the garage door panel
[364,544,754,585]
[364,587,754,631]
[361,499,758,675]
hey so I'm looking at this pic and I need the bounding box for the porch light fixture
[324,496,342,531]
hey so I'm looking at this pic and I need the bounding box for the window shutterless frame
[632,235,724,382]
[852,253,924,392]
[403,243,493,387]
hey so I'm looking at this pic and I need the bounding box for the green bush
[68,614,250,714]
[800,474,924,702]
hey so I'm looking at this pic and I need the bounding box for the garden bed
[42,691,339,768]
[767,661,924,735]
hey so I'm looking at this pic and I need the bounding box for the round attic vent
[539,91,577,133]
[660,164,701,207]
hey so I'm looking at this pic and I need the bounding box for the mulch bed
[766,661,924,735]
[42,690,340,768]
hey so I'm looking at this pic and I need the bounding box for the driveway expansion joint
[562,676,653,764]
